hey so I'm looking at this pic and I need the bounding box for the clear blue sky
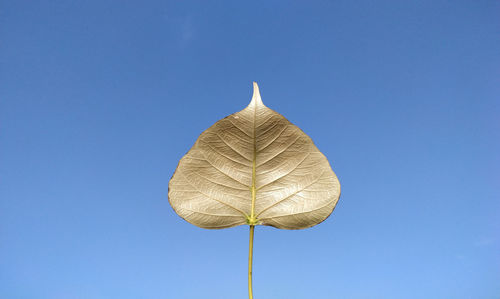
[1,1,499,298]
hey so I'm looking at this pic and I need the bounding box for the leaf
[168,82,340,229]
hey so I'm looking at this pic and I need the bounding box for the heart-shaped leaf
[168,83,340,230]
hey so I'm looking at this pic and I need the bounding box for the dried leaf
[168,83,340,229]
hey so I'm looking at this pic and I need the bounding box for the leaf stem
[248,225,255,299]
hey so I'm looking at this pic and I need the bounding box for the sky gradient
[1,1,499,298]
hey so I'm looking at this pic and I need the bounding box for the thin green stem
[248,225,255,299]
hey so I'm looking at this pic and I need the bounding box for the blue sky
[1,1,499,298]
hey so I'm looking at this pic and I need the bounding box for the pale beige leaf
[168,82,340,229]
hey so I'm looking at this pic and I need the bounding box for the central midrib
[249,102,257,224]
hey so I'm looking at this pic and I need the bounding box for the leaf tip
[250,81,264,107]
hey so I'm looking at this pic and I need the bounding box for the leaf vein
[256,152,312,190]
[260,200,333,219]
[179,171,248,217]
[226,118,253,138]
[191,150,251,187]
[214,132,253,162]
[256,168,326,217]
[181,207,242,217]
[257,124,289,153]
[199,139,252,166]
[257,133,303,167]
